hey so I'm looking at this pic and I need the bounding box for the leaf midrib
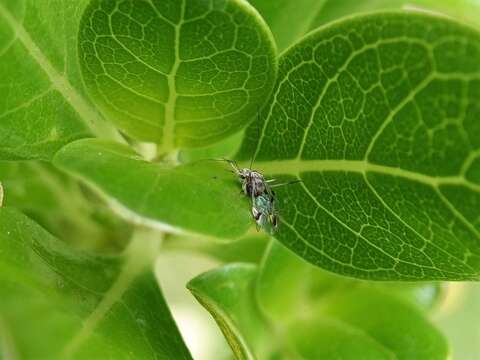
[252,158,480,272]
[160,0,185,153]
[248,159,480,191]
[61,232,161,357]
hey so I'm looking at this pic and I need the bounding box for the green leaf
[187,264,271,360]
[0,161,132,252]
[0,207,192,359]
[78,0,277,150]
[237,12,480,280]
[249,0,480,51]
[0,1,121,161]
[53,138,251,240]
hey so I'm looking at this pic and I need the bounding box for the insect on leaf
[237,12,480,281]
[53,139,252,240]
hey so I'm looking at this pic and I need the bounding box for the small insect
[220,158,299,232]
[223,159,271,197]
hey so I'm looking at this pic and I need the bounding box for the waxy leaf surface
[78,0,277,150]
[0,208,191,359]
[0,0,120,161]
[53,138,251,240]
[237,12,480,280]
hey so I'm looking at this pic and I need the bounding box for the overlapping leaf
[78,0,277,151]
[237,12,480,280]
[53,138,251,240]
[0,207,191,359]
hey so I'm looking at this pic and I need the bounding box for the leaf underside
[237,12,480,281]
[53,139,252,240]
[78,0,277,149]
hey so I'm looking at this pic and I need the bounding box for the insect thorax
[239,169,267,197]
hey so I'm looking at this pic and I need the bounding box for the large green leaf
[53,138,251,240]
[0,207,192,359]
[249,0,480,51]
[0,0,121,161]
[78,0,277,151]
[237,12,480,280]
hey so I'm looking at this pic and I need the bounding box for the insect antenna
[249,109,262,170]
[269,179,303,188]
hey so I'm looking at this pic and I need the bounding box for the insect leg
[252,206,263,231]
